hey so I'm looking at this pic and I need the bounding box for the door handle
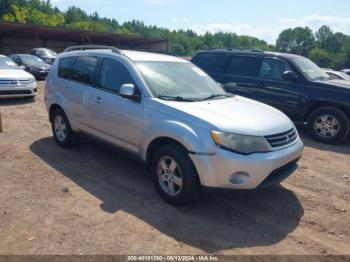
[95,96,102,104]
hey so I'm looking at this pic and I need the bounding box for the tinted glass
[10,55,20,64]
[71,56,99,85]
[58,57,76,79]
[259,58,292,80]
[225,56,258,77]
[192,53,222,73]
[98,58,134,93]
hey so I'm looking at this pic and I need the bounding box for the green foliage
[277,25,350,70]
[309,48,333,68]
[276,27,315,56]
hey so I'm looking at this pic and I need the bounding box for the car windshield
[19,55,45,64]
[291,56,330,81]
[0,56,19,69]
[136,61,228,101]
[38,49,57,57]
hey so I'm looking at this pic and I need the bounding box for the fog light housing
[230,172,250,185]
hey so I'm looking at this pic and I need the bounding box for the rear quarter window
[192,53,225,73]
[70,56,99,85]
[58,56,76,79]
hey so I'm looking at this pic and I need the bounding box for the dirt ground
[0,81,349,255]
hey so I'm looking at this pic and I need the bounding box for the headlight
[28,77,36,84]
[211,131,272,155]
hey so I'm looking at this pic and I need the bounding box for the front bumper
[189,138,303,190]
[0,84,37,99]
[31,70,49,78]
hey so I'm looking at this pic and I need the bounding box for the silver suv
[45,46,303,205]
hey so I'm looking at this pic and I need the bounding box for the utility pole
[0,111,3,133]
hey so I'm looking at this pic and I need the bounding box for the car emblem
[286,136,290,143]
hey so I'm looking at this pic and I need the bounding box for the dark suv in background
[192,49,350,144]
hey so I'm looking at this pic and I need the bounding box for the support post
[0,111,3,133]
[35,28,40,47]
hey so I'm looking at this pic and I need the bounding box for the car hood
[25,62,51,69]
[0,69,34,80]
[152,96,294,136]
[315,79,350,90]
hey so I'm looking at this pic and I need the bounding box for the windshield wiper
[198,93,233,101]
[158,95,199,102]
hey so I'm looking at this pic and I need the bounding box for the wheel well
[306,101,350,121]
[49,104,62,123]
[146,137,189,165]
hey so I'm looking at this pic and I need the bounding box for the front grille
[264,128,298,148]
[0,90,32,95]
[0,79,31,86]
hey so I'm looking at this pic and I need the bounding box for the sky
[51,0,350,44]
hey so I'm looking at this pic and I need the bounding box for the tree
[276,27,315,56]
[309,48,333,68]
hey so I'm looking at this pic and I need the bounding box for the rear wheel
[307,107,349,144]
[151,144,201,206]
[51,108,77,148]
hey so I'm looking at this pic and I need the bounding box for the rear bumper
[189,138,303,190]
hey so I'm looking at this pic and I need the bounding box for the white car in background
[0,55,37,99]
[323,69,350,81]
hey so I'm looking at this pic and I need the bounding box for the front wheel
[151,144,201,206]
[307,107,349,144]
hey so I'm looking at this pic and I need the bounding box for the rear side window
[98,58,134,94]
[225,56,258,77]
[192,53,224,73]
[71,56,99,85]
[58,57,76,79]
[259,58,291,80]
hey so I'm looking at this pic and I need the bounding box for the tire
[51,108,78,148]
[151,144,201,206]
[307,106,349,144]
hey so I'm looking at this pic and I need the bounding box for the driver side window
[98,58,135,94]
[259,58,292,81]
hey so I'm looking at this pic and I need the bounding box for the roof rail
[202,48,264,53]
[63,45,122,54]
[244,48,264,53]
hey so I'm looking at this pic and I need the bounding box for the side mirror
[223,82,237,93]
[283,71,298,81]
[120,83,140,101]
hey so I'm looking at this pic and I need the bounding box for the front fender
[140,119,215,161]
